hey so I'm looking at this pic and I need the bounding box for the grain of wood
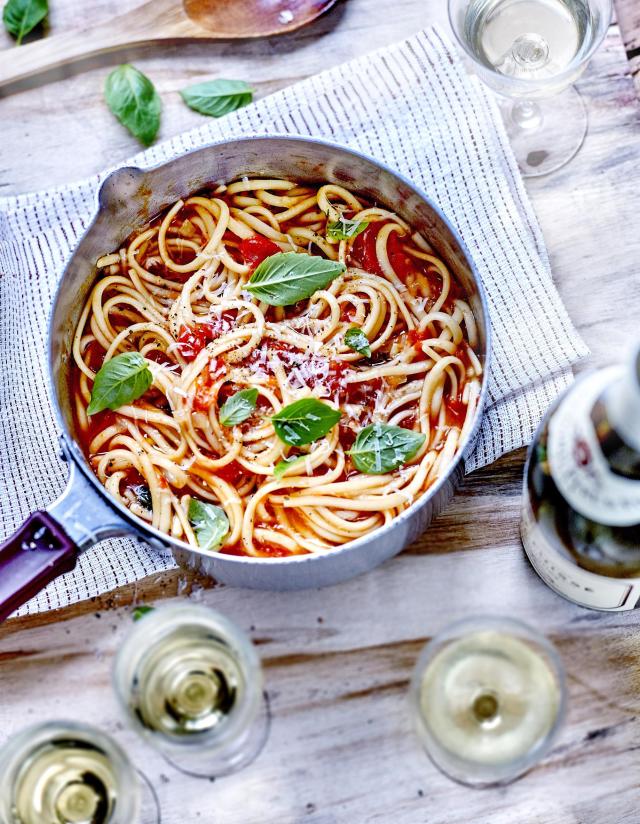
[1,1,640,822]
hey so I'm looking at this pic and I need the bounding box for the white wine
[0,723,139,824]
[131,626,243,739]
[410,619,565,785]
[12,740,117,824]
[114,604,267,778]
[464,0,593,80]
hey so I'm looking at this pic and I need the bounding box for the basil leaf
[219,388,258,426]
[180,78,253,118]
[105,65,161,146]
[273,454,306,479]
[271,398,341,446]
[88,352,152,415]
[132,605,154,621]
[188,499,229,552]
[349,423,425,474]
[247,252,345,306]
[327,218,368,241]
[344,327,371,357]
[3,0,47,44]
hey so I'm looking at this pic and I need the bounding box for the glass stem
[510,100,543,132]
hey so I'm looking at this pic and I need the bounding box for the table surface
[1,2,640,823]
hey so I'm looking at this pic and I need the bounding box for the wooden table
[1,2,640,822]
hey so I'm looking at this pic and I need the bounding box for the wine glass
[448,0,612,177]
[409,616,567,786]
[0,721,160,824]
[113,603,269,779]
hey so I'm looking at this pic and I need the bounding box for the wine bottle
[521,344,640,610]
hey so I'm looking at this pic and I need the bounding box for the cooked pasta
[71,178,482,558]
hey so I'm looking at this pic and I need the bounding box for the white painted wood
[1,1,640,822]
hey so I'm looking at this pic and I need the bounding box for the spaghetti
[71,178,482,558]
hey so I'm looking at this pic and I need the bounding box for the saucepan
[0,136,491,621]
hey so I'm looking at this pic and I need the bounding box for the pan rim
[48,133,492,567]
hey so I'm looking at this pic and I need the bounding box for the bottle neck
[592,347,640,479]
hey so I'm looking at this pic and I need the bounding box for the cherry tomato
[176,325,211,361]
[215,460,245,484]
[240,235,281,271]
[349,224,383,275]
[176,314,236,362]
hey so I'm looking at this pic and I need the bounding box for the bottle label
[546,368,640,527]
[521,500,637,611]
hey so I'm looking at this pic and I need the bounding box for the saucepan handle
[0,448,130,622]
[0,511,79,622]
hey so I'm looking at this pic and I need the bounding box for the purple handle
[0,511,79,621]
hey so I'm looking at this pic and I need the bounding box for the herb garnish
[188,499,229,552]
[349,423,425,474]
[271,398,342,446]
[247,252,345,306]
[219,388,258,427]
[87,352,152,415]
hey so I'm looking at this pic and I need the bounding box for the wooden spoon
[0,0,338,89]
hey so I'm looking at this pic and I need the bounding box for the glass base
[162,691,271,779]
[137,769,162,824]
[499,87,587,178]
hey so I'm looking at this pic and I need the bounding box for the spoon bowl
[0,0,339,90]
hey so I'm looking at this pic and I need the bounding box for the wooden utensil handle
[0,0,202,89]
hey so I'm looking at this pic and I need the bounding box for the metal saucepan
[0,136,491,620]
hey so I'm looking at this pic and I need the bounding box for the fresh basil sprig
[188,499,229,552]
[219,388,258,427]
[132,605,154,621]
[271,398,341,446]
[349,423,425,474]
[344,327,371,357]
[105,65,161,146]
[3,0,47,45]
[247,252,345,306]
[273,454,306,479]
[88,352,152,415]
[180,78,253,118]
[327,218,368,241]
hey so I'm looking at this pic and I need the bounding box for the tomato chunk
[175,314,236,362]
[240,235,281,271]
[349,224,383,275]
[193,358,225,412]
[215,460,245,484]
[446,397,467,428]
[176,325,211,361]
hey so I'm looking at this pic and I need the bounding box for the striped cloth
[0,27,588,615]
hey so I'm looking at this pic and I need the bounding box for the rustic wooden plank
[1,550,640,823]
[1,2,640,822]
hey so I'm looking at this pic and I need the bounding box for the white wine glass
[113,603,269,779]
[0,721,160,824]
[409,616,567,786]
[448,0,613,177]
